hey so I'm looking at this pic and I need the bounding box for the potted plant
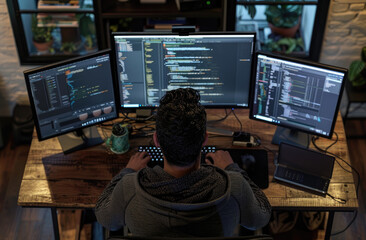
[31,14,54,52]
[61,42,76,54]
[264,37,305,54]
[84,35,95,51]
[348,47,366,89]
[264,3,303,38]
[79,14,96,51]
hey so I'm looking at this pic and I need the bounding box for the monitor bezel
[249,51,347,139]
[24,49,119,141]
[111,31,257,110]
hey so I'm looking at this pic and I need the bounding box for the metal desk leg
[51,208,60,240]
[344,101,351,123]
[325,211,334,240]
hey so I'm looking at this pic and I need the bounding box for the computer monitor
[111,32,256,109]
[250,51,347,147]
[24,49,118,153]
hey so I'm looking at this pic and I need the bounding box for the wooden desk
[18,109,358,239]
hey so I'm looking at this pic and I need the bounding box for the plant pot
[33,39,54,52]
[268,18,301,38]
[84,44,96,52]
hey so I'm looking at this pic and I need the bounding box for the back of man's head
[156,88,206,167]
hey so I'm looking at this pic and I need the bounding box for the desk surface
[18,109,358,211]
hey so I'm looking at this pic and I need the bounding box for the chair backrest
[108,235,273,240]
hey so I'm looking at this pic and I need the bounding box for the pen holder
[106,123,129,154]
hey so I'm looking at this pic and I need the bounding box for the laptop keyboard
[275,165,329,193]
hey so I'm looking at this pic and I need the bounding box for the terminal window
[253,55,344,136]
[114,35,255,108]
[28,54,116,139]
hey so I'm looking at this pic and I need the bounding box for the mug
[106,124,130,154]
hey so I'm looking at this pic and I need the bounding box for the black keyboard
[138,146,217,166]
[275,165,329,193]
[138,146,269,189]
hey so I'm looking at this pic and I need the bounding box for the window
[226,0,331,61]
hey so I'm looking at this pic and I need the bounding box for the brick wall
[320,0,366,68]
[0,0,29,116]
[0,0,365,116]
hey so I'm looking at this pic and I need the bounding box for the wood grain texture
[18,110,358,212]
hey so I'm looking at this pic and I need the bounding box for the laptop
[274,142,335,196]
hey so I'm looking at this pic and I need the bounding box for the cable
[231,108,243,136]
[121,110,156,122]
[331,210,358,236]
[312,133,360,198]
[326,192,347,204]
[312,133,360,236]
[207,108,231,123]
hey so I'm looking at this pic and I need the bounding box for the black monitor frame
[249,51,347,143]
[111,31,256,110]
[24,49,119,143]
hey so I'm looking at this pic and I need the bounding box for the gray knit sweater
[95,163,271,237]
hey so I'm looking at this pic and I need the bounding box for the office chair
[108,235,273,240]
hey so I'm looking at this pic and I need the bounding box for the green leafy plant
[61,42,76,53]
[79,14,96,37]
[265,3,303,28]
[31,14,54,43]
[110,18,133,32]
[264,37,304,54]
[85,35,94,48]
[244,5,257,19]
[79,14,96,50]
[348,47,366,87]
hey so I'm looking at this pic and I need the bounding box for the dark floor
[0,120,365,240]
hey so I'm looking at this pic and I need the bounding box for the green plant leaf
[265,4,302,28]
[361,46,366,62]
[244,5,257,19]
[348,60,365,82]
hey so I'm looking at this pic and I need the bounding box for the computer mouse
[241,154,256,171]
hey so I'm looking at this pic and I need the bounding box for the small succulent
[112,124,126,136]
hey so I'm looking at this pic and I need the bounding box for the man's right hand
[126,152,151,171]
[205,150,234,169]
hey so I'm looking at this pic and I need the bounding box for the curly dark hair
[156,88,206,167]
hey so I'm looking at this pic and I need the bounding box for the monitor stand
[57,126,103,154]
[271,126,310,148]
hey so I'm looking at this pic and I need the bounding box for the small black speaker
[0,122,5,149]
[0,117,11,149]
[12,104,34,146]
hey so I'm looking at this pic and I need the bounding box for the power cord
[311,133,360,198]
[207,108,231,123]
[311,133,360,236]
[330,210,358,236]
[231,108,243,136]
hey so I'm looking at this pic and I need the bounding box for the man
[95,88,271,237]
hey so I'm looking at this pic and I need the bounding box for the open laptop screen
[278,143,335,178]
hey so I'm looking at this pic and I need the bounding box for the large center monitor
[112,32,256,109]
[250,51,347,147]
[24,49,118,153]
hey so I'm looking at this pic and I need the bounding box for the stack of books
[37,0,80,10]
[37,13,78,27]
[37,1,80,28]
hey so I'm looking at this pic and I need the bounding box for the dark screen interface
[114,34,255,107]
[28,54,117,139]
[252,54,345,137]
